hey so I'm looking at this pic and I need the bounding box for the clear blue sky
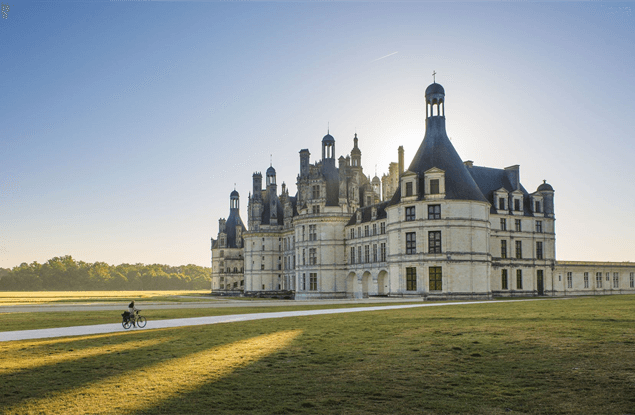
[2,1,634,268]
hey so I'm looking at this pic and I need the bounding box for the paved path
[0,299,544,342]
[0,297,423,314]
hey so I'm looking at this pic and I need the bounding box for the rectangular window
[309,273,317,291]
[501,240,507,259]
[358,246,362,264]
[373,244,378,262]
[500,218,507,231]
[596,272,603,288]
[584,272,589,288]
[501,269,508,289]
[261,263,265,270]
[380,243,386,262]
[350,247,355,265]
[373,223,377,236]
[429,266,442,291]
[309,248,317,265]
[429,231,442,254]
[430,179,439,194]
[630,272,634,288]
[515,240,523,259]
[302,249,306,266]
[514,199,521,211]
[405,182,413,197]
[499,197,506,210]
[380,222,386,234]
[365,225,369,237]
[364,245,370,263]
[567,272,573,289]
[358,227,362,238]
[302,226,305,241]
[516,269,523,289]
[536,242,543,260]
[536,220,543,233]
[406,232,416,255]
[312,205,320,214]
[535,201,541,213]
[350,229,355,239]
[309,225,317,241]
[406,267,417,291]
[428,204,441,219]
[302,273,306,291]
[405,206,415,221]
[613,272,619,288]
[312,185,320,199]
[515,219,522,232]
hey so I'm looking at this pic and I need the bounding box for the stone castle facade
[211,82,635,299]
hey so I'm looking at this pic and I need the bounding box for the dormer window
[312,185,320,199]
[424,167,445,199]
[430,179,439,195]
[530,194,544,216]
[356,211,362,223]
[405,182,413,197]
[371,207,377,221]
[494,188,510,214]
[401,171,418,201]
[511,191,524,216]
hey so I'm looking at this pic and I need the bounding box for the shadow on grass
[1,326,289,411]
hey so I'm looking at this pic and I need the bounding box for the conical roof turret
[406,82,487,202]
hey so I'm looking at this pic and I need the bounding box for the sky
[1,0,634,269]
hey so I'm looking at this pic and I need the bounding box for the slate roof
[346,201,389,227]
[467,165,533,215]
[223,208,245,249]
[389,116,487,205]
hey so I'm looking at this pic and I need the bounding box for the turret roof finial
[432,70,436,83]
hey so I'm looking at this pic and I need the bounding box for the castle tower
[351,133,361,168]
[322,131,336,169]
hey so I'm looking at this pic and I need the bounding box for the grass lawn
[1,295,634,414]
[0,290,212,305]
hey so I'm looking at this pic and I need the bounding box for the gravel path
[0,299,542,342]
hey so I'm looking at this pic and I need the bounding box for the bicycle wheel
[122,320,132,329]
[136,316,147,328]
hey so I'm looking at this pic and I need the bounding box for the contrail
[371,51,398,63]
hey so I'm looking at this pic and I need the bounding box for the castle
[211,82,635,299]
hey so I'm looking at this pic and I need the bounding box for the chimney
[398,146,404,175]
[505,165,520,190]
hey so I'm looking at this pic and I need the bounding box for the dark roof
[467,165,533,214]
[230,189,239,197]
[322,162,340,207]
[425,82,445,97]
[537,180,554,192]
[261,188,284,226]
[224,209,245,248]
[322,133,335,143]
[266,166,276,176]
[390,116,487,204]
[346,201,389,227]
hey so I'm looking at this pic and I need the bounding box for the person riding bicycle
[127,300,138,327]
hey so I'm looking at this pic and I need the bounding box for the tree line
[0,256,211,291]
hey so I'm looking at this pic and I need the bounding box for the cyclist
[127,300,138,327]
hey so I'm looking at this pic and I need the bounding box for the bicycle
[122,310,147,329]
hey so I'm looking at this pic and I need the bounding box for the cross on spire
[432,70,436,83]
